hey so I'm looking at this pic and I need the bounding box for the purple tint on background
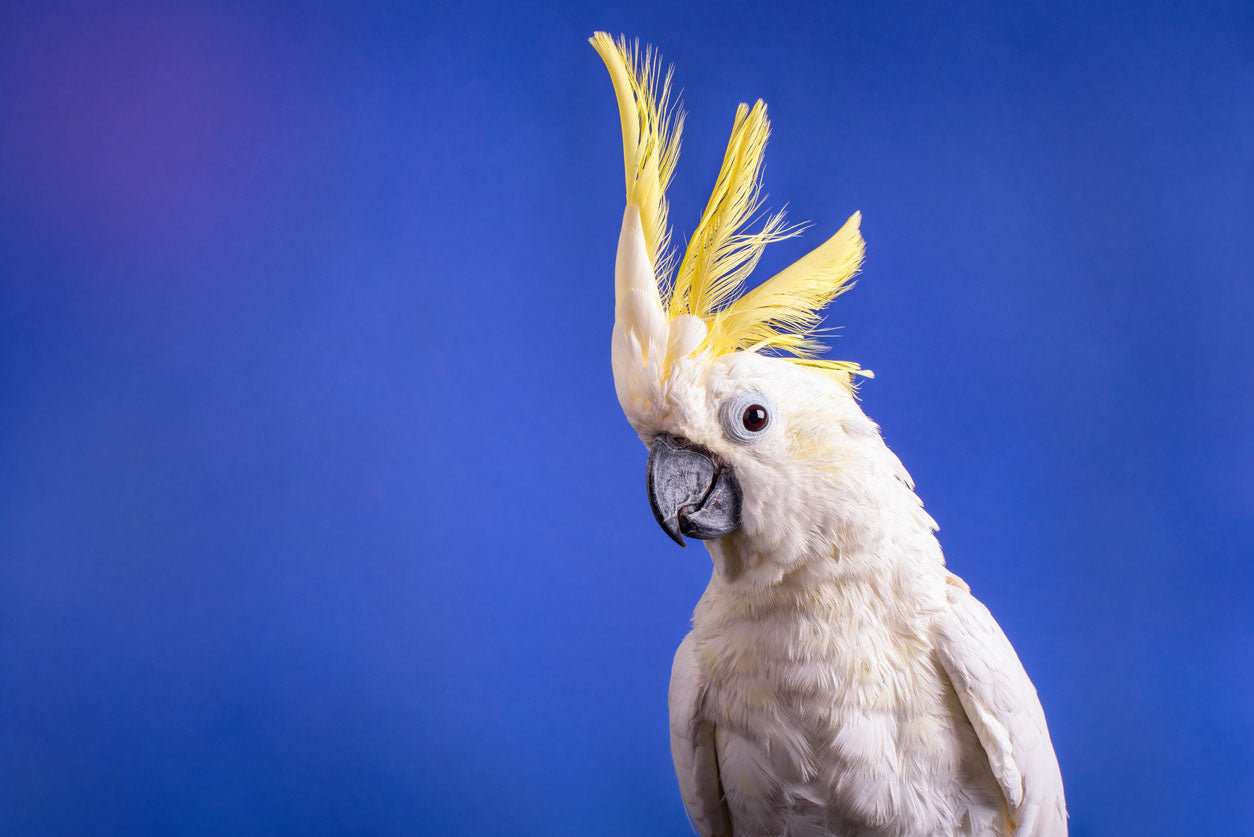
[5,5,274,255]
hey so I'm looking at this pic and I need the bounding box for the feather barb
[593,34,870,389]
[670,102,798,322]
[708,211,869,382]
[589,32,684,280]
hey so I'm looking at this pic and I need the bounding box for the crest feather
[589,32,685,280]
[670,101,798,322]
[593,34,870,389]
[708,211,869,377]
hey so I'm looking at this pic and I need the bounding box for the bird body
[591,33,1066,837]
[679,574,1007,837]
[663,352,1057,837]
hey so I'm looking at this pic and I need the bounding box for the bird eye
[742,405,768,432]
[722,391,772,443]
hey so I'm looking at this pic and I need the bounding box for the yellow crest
[590,32,872,386]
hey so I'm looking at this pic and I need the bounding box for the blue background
[2,1,1251,834]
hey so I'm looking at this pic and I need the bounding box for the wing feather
[935,574,1068,837]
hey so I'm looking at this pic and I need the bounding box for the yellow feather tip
[589,32,684,281]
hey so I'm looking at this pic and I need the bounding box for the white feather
[935,576,1068,836]
[657,353,1065,836]
[671,634,733,837]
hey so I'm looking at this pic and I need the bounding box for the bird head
[593,34,914,585]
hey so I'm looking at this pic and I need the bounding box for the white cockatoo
[590,33,1067,837]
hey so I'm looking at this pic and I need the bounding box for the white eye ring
[721,391,772,444]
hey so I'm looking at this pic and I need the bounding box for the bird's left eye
[722,391,772,443]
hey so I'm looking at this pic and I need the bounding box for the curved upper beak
[646,434,743,547]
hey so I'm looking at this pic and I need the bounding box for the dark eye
[742,404,769,432]
[722,391,772,443]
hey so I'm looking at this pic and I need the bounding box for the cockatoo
[590,33,1067,837]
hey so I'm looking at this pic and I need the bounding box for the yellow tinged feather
[671,101,797,323]
[589,32,684,281]
[709,212,868,372]
[592,34,871,390]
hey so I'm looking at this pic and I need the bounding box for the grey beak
[646,434,743,547]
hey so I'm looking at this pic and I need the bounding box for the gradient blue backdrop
[2,1,1251,834]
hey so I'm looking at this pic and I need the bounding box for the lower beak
[646,434,742,547]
